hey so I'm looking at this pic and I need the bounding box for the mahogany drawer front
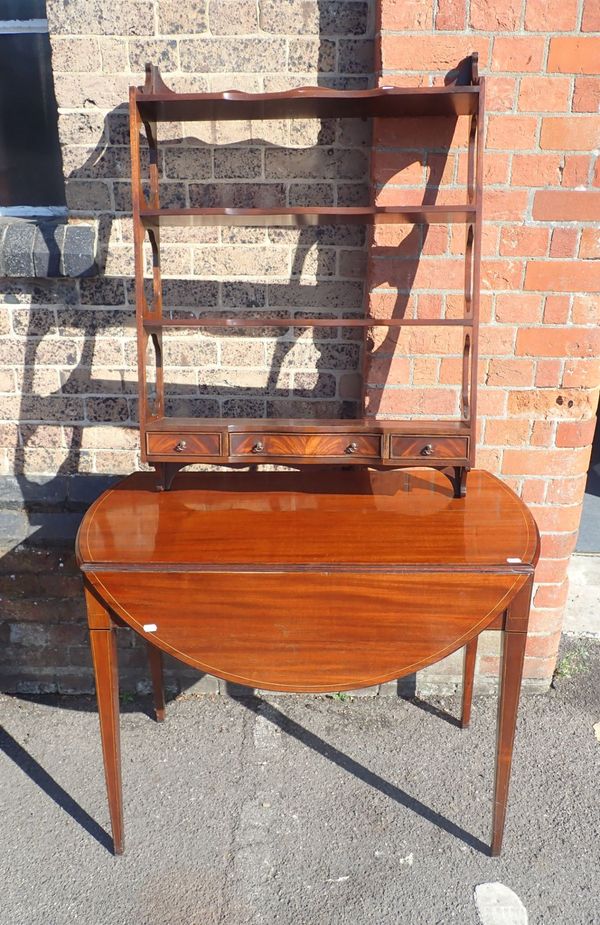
[390,435,468,460]
[229,432,381,459]
[146,432,221,457]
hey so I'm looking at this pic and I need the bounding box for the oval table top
[79,469,538,692]
[77,468,539,572]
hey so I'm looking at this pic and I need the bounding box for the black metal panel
[0,31,65,207]
[0,1,46,19]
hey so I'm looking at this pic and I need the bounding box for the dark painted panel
[0,31,65,207]
[0,1,46,19]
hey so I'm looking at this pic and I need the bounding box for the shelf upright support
[467,65,484,472]
[129,84,152,467]
[142,114,165,426]
[142,65,165,425]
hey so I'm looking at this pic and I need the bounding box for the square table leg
[490,577,533,856]
[85,583,124,856]
[146,641,166,722]
[461,636,478,729]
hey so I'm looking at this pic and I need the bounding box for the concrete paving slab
[1,637,599,925]
[563,554,600,638]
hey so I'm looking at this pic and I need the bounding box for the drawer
[390,435,468,460]
[229,432,381,459]
[146,432,221,457]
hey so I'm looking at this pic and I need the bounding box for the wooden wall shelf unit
[129,56,485,494]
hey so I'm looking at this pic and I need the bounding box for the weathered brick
[435,0,466,29]
[555,419,597,447]
[508,388,597,420]
[381,35,490,72]
[288,38,337,73]
[543,295,570,324]
[180,38,287,72]
[511,154,563,188]
[518,77,571,113]
[525,0,579,30]
[572,77,600,113]
[485,419,532,445]
[525,259,600,292]
[547,37,600,74]
[561,155,593,188]
[50,37,101,73]
[491,36,545,72]
[128,39,179,72]
[549,230,577,260]
[486,359,535,387]
[582,0,600,29]
[470,0,521,30]
[207,0,258,33]
[499,226,548,258]
[260,1,369,35]
[578,230,600,266]
[383,0,433,29]
[502,446,592,477]
[495,293,543,324]
[48,0,155,36]
[540,117,600,152]
[157,0,207,33]
[487,115,538,152]
[571,295,599,325]
[516,327,600,358]
[192,246,289,277]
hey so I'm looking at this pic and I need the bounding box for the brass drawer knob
[252,441,265,454]
[174,440,187,453]
[345,441,358,455]
[421,443,434,456]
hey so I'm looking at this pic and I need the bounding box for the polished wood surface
[140,205,477,227]
[147,417,471,434]
[80,467,537,856]
[461,636,478,729]
[136,83,480,122]
[142,420,475,479]
[491,581,532,856]
[130,57,484,491]
[146,431,222,458]
[77,469,539,570]
[228,431,381,460]
[146,641,166,723]
[85,585,124,855]
[143,316,473,329]
[85,569,527,692]
[390,435,469,460]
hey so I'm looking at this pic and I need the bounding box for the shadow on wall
[3,29,468,701]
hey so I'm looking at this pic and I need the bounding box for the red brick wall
[369,0,599,686]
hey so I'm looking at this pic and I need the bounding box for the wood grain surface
[77,469,539,570]
[85,569,527,692]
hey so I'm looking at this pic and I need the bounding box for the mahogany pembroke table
[77,467,539,856]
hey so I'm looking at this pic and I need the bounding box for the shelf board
[144,317,472,329]
[135,85,479,122]
[140,205,476,228]
[145,417,471,435]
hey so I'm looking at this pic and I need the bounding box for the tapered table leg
[147,641,166,722]
[490,580,532,857]
[461,636,478,729]
[85,585,124,855]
